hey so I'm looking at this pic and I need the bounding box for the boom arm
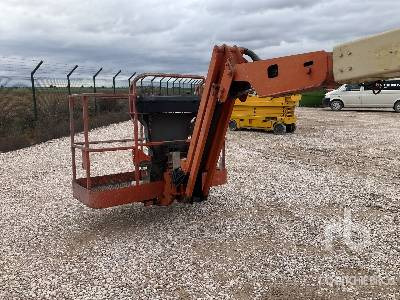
[182,46,335,199]
[183,29,400,199]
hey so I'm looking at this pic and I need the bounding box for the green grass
[0,85,197,152]
[0,87,130,152]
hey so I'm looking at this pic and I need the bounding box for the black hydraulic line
[241,48,261,61]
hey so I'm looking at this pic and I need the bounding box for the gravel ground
[1,107,399,299]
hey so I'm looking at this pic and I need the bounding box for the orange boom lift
[69,29,400,208]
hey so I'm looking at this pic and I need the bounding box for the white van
[323,79,400,112]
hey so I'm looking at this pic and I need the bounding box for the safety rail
[68,73,225,208]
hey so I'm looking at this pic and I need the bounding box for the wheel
[394,101,400,113]
[273,123,286,135]
[330,100,343,111]
[286,124,296,133]
[229,120,238,131]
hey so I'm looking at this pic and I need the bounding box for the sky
[0,0,400,82]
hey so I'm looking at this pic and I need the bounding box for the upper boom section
[333,29,400,83]
[231,29,400,97]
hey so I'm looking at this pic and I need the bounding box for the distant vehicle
[229,94,300,134]
[323,79,400,112]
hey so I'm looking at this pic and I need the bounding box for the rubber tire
[273,123,286,135]
[330,100,343,111]
[394,101,400,113]
[229,120,238,131]
[286,124,296,133]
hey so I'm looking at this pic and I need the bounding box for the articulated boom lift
[182,46,336,202]
[69,29,400,208]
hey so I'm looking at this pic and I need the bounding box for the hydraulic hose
[241,48,261,61]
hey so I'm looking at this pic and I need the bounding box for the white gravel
[0,107,399,299]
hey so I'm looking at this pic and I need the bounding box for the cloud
[0,0,399,79]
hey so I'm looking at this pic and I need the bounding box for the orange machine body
[69,47,335,208]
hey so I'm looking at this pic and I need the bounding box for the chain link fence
[0,60,204,152]
[0,59,137,151]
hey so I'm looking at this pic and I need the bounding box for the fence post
[150,76,156,94]
[128,72,136,90]
[187,79,193,95]
[172,78,179,95]
[93,68,102,114]
[177,78,183,95]
[166,78,172,96]
[67,65,78,95]
[180,79,188,95]
[140,78,144,94]
[159,77,165,95]
[191,79,200,95]
[113,70,121,94]
[93,68,102,93]
[31,60,43,120]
